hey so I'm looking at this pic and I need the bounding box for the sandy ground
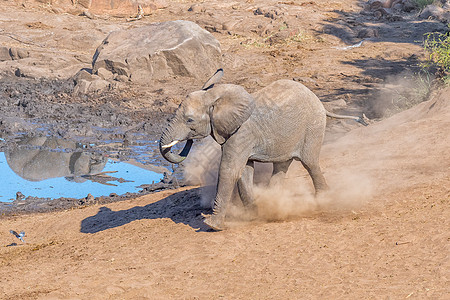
[0,0,449,299]
[1,88,449,299]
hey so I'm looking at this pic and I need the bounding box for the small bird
[10,230,25,243]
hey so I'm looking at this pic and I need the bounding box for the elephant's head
[159,69,255,164]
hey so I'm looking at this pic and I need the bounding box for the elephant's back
[252,79,325,118]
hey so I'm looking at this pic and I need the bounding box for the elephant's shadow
[80,188,213,233]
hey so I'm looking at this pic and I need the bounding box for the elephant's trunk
[159,120,193,164]
[159,139,193,164]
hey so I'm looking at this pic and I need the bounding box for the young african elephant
[159,69,366,230]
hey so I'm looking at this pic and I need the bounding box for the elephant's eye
[186,117,195,123]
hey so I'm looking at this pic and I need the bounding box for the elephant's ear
[210,86,255,144]
[202,69,224,90]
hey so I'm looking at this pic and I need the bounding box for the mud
[0,77,170,143]
[0,77,186,215]
[0,175,179,216]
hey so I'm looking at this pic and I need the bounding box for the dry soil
[0,0,449,299]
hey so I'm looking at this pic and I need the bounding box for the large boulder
[91,20,222,84]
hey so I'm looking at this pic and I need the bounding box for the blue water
[0,147,164,202]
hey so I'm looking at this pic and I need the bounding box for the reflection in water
[5,137,107,182]
[0,136,164,202]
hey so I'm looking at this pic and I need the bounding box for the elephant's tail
[326,111,369,126]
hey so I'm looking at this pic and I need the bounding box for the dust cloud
[253,167,373,222]
[367,71,432,118]
[183,135,374,224]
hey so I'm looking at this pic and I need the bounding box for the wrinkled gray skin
[160,70,364,230]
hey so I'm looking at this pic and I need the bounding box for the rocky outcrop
[33,0,167,16]
[364,0,450,21]
[419,4,450,23]
[363,0,416,20]
[83,0,167,15]
[0,47,30,61]
[89,20,222,85]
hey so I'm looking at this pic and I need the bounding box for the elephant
[159,69,366,230]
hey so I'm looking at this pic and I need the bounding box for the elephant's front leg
[237,161,257,217]
[204,150,249,231]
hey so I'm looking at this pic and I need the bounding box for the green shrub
[423,29,450,84]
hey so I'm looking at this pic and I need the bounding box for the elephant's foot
[202,213,226,231]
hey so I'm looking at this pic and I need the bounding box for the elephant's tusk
[161,140,179,149]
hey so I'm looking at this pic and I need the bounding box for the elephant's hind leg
[299,157,328,195]
[269,159,293,188]
[299,124,328,195]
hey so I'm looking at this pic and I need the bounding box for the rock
[402,0,417,12]
[78,193,95,205]
[357,28,379,39]
[419,5,450,22]
[78,0,92,9]
[90,74,102,81]
[373,7,392,17]
[366,0,419,15]
[16,192,25,201]
[88,79,110,92]
[73,69,94,85]
[67,8,85,16]
[9,48,30,60]
[80,10,95,19]
[445,1,450,10]
[254,7,285,19]
[266,30,290,45]
[73,77,110,94]
[73,79,91,94]
[367,0,401,10]
[115,75,129,82]
[96,67,114,80]
[392,3,403,11]
[14,66,47,79]
[92,20,222,84]
[0,47,11,61]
